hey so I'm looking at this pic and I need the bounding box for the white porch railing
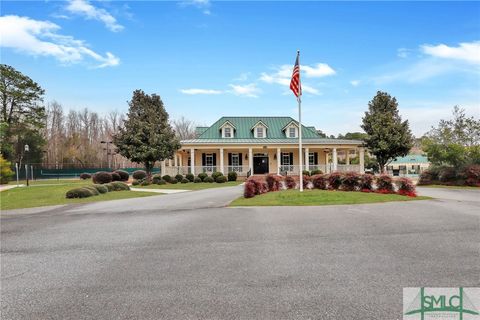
[163,166,250,176]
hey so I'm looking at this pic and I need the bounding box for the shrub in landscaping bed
[152,175,163,184]
[156,179,166,185]
[216,175,227,183]
[212,172,223,180]
[266,174,282,191]
[92,171,113,184]
[132,180,140,186]
[311,174,328,190]
[228,171,238,182]
[65,187,95,199]
[170,178,178,184]
[93,184,108,194]
[302,175,311,189]
[193,177,202,183]
[111,172,121,181]
[80,173,91,180]
[327,172,343,190]
[186,173,195,182]
[175,174,184,182]
[253,179,268,194]
[460,164,480,187]
[302,170,311,176]
[110,181,130,191]
[360,173,374,192]
[83,186,100,196]
[285,176,296,189]
[162,175,172,183]
[204,176,214,183]
[103,183,114,191]
[418,169,438,185]
[198,173,208,181]
[244,180,256,198]
[438,166,457,183]
[181,178,189,184]
[133,170,147,180]
[376,174,395,193]
[114,170,129,181]
[310,169,323,175]
[141,180,150,186]
[341,171,360,191]
[396,177,417,197]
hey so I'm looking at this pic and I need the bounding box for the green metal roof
[195,127,208,136]
[196,116,320,139]
[392,154,429,164]
[181,138,362,145]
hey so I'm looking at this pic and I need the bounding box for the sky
[1,0,479,137]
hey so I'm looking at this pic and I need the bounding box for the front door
[253,154,269,174]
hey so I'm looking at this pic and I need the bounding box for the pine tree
[361,91,413,173]
[114,90,180,178]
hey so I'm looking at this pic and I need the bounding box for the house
[164,116,365,177]
[386,154,430,176]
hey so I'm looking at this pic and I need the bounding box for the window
[289,127,296,138]
[282,153,291,166]
[309,152,315,165]
[257,127,264,138]
[231,153,239,167]
[224,127,231,138]
[205,154,213,167]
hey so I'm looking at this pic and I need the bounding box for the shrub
[302,170,311,176]
[92,171,113,184]
[132,180,140,186]
[341,171,360,191]
[376,174,395,193]
[216,175,227,183]
[328,172,343,190]
[83,185,100,196]
[162,175,172,183]
[285,176,296,189]
[186,173,195,182]
[152,174,163,184]
[396,177,417,197]
[310,169,323,175]
[0,156,14,184]
[311,174,327,190]
[157,179,166,185]
[418,169,437,185]
[181,178,189,183]
[132,170,147,180]
[80,173,91,180]
[253,179,268,194]
[193,177,202,183]
[437,166,457,183]
[110,181,130,191]
[141,180,150,186]
[212,171,223,180]
[111,172,121,181]
[170,178,178,184]
[93,184,108,194]
[204,176,214,183]
[460,164,480,187]
[114,170,129,181]
[103,183,114,191]
[302,175,311,189]
[360,173,375,192]
[175,174,184,182]
[65,187,95,199]
[266,174,282,191]
[244,180,256,198]
[198,172,208,181]
[227,171,238,182]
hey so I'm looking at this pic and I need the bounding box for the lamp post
[24,144,29,186]
[101,141,113,169]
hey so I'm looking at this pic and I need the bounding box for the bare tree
[173,116,197,140]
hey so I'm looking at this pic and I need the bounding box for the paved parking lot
[1,186,479,319]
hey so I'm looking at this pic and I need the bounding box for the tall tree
[0,64,46,162]
[114,90,180,178]
[361,91,413,173]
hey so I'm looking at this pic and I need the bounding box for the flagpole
[297,50,303,192]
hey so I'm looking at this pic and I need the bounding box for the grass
[0,183,158,210]
[8,179,89,185]
[417,184,479,190]
[135,181,242,190]
[229,189,431,207]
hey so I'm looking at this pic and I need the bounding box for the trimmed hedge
[93,184,108,194]
[170,178,178,184]
[92,171,113,184]
[162,175,172,183]
[133,170,147,180]
[396,177,417,197]
[244,180,256,198]
[216,175,227,183]
[341,171,360,191]
[211,172,223,180]
[141,180,150,186]
[80,173,91,180]
[66,187,95,198]
[193,177,202,183]
[310,169,323,175]
[360,173,374,192]
[285,176,296,189]
[418,164,480,187]
[83,186,100,196]
[227,171,238,182]
[110,181,130,191]
[186,173,195,182]
[111,172,121,182]
[175,174,184,182]
[198,172,208,181]
[152,175,162,184]
[266,174,282,191]
[204,176,214,183]
[376,174,395,194]
[114,170,129,181]
[328,172,343,190]
[311,174,327,190]
[132,180,140,186]
[181,178,189,184]
[104,183,114,191]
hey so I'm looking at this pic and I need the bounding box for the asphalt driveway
[1,185,479,319]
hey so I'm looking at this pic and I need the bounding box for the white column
[174,153,178,167]
[304,147,309,172]
[333,148,338,172]
[248,147,253,174]
[161,160,166,175]
[179,153,183,167]
[359,148,365,173]
[325,151,329,173]
[345,149,350,165]
[190,148,195,175]
[277,148,281,175]
[219,148,224,174]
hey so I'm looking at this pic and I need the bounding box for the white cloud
[397,48,410,58]
[421,41,480,65]
[350,80,360,87]
[180,88,223,95]
[0,15,120,68]
[228,83,260,98]
[302,63,336,77]
[179,0,212,15]
[66,0,123,32]
[233,72,250,82]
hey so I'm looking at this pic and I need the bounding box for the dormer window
[257,127,264,138]
[220,120,236,138]
[224,127,232,138]
[289,127,296,138]
[251,120,269,138]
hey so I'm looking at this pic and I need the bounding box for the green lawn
[135,181,242,190]
[8,179,89,185]
[417,184,479,190]
[1,183,158,210]
[230,189,431,207]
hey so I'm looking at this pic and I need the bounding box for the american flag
[290,52,301,98]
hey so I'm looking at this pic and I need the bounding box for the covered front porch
[161,145,365,177]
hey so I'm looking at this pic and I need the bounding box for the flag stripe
[290,53,301,97]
